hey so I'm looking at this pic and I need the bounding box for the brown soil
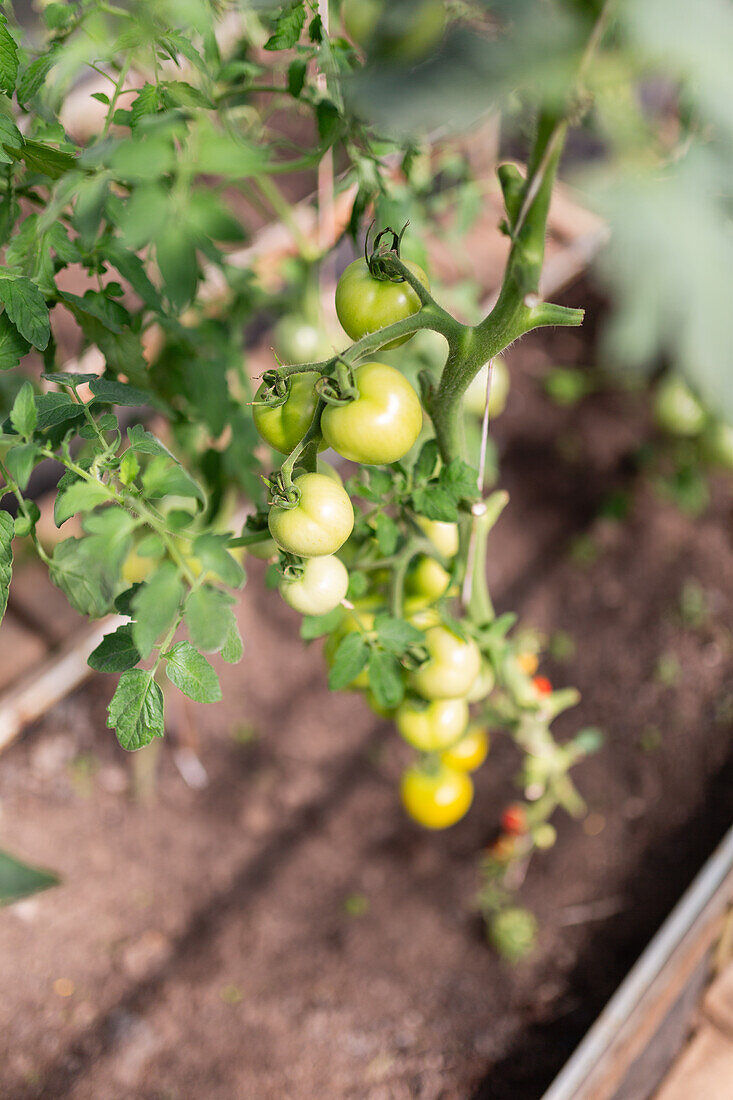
[2,285,733,1100]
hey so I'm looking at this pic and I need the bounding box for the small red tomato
[501,804,528,835]
[533,675,553,696]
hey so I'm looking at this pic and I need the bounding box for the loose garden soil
[1,284,732,1100]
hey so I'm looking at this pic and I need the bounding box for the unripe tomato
[406,555,453,601]
[405,602,441,629]
[516,650,539,677]
[702,420,733,469]
[466,660,495,703]
[268,473,354,557]
[253,373,320,455]
[653,375,706,437]
[320,361,423,465]
[247,535,279,561]
[489,907,537,962]
[416,517,459,558]
[464,356,510,418]
[122,546,154,585]
[409,625,481,700]
[273,316,330,365]
[533,823,557,850]
[441,724,489,772]
[335,259,430,349]
[396,696,469,751]
[342,0,446,63]
[501,803,528,835]
[279,555,349,616]
[317,457,343,485]
[401,764,473,830]
[366,689,396,718]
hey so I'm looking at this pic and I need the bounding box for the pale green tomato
[396,696,469,751]
[247,535,279,561]
[416,517,459,558]
[409,625,481,700]
[401,764,473,830]
[441,724,489,772]
[405,602,441,629]
[653,374,706,437]
[533,823,557,850]
[335,259,430,349]
[321,361,423,465]
[464,356,510,418]
[317,457,343,485]
[406,555,453,601]
[273,316,330,365]
[253,373,320,455]
[466,660,495,703]
[279,555,349,616]
[268,473,354,557]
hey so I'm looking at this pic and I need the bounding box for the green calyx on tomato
[409,625,482,700]
[279,554,349,616]
[320,361,423,465]
[268,472,354,557]
[401,763,473,830]
[342,0,447,64]
[253,373,320,455]
[396,696,469,752]
[335,257,429,350]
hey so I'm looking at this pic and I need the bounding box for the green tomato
[279,555,349,616]
[273,316,330,365]
[409,625,482,700]
[401,764,473,830]
[321,361,423,465]
[253,373,319,455]
[653,375,706,437]
[441,724,489,772]
[396,696,469,752]
[335,259,429,349]
[466,660,495,703]
[702,420,733,469]
[464,356,510,418]
[342,0,446,63]
[268,473,354,557]
[406,555,454,601]
[416,517,459,558]
[247,535,279,561]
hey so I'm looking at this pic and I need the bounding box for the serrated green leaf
[6,139,77,180]
[87,623,141,673]
[54,478,110,526]
[220,611,243,663]
[127,423,176,459]
[328,632,370,691]
[0,271,50,349]
[0,510,13,626]
[367,650,404,710]
[374,512,399,555]
[411,485,459,522]
[107,669,165,751]
[300,606,343,640]
[49,537,116,618]
[156,225,198,310]
[264,1,306,50]
[61,290,130,334]
[131,563,184,659]
[440,458,479,501]
[191,533,245,588]
[374,614,424,655]
[288,58,306,97]
[89,378,151,406]
[34,391,83,430]
[115,582,143,617]
[17,52,56,105]
[185,585,235,652]
[9,380,36,437]
[165,640,221,703]
[0,21,19,96]
[0,113,22,163]
[141,455,205,507]
[41,371,98,387]
[0,311,30,369]
[414,438,439,482]
[0,849,58,906]
[104,241,162,309]
[4,442,38,490]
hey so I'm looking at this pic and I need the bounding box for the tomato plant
[335,239,430,349]
[268,473,355,557]
[320,361,423,464]
[253,374,321,455]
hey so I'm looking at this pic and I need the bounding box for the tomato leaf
[107,669,165,751]
[89,378,151,407]
[328,632,370,691]
[374,614,424,655]
[9,380,36,438]
[49,538,117,618]
[0,19,19,95]
[0,271,50,349]
[165,641,222,703]
[0,311,30,369]
[368,650,404,710]
[4,442,39,490]
[300,606,343,641]
[185,586,235,652]
[220,611,244,664]
[0,510,13,627]
[54,478,110,526]
[87,623,141,673]
[0,849,58,907]
[374,512,399,555]
[192,533,246,589]
[287,58,306,98]
[131,563,184,659]
[264,1,306,51]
